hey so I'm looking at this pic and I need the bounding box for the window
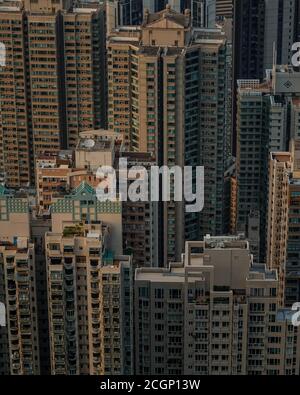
[155,288,164,299]
[169,289,181,299]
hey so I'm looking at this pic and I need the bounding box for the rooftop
[142,6,191,29]
[77,137,113,152]
[62,225,85,238]
[248,263,277,281]
[237,79,271,93]
[275,65,297,74]
[203,235,249,250]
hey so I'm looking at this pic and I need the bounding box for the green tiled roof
[51,181,121,214]
[72,181,95,197]
[7,197,28,213]
[0,187,29,220]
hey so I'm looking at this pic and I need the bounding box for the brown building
[135,236,300,375]
[286,140,300,306]
[45,181,133,374]
[36,152,73,214]
[267,152,292,306]
[0,237,40,374]
[36,129,159,268]
[0,185,45,375]
[108,6,232,264]
[0,0,106,188]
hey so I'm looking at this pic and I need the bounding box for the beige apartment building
[0,185,44,375]
[71,129,121,191]
[0,1,30,187]
[284,141,300,306]
[135,236,300,375]
[107,6,193,156]
[0,237,40,375]
[35,129,122,215]
[108,6,232,263]
[0,0,106,187]
[74,130,159,267]
[267,152,292,305]
[35,129,159,267]
[35,130,121,215]
[45,208,133,374]
[264,141,300,307]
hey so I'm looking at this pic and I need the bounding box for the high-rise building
[0,238,40,375]
[236,80,270,261]
[267,152,292,305]
[46,221,133,375]
[236,67,300,261]
[0,237,40,375]
[0,261,9,375]
[184,0,216,28]
[0,185,42,375]
[35,128,159,268]
[0,0,107,187]
[256,139,300,308]
[285,140,300,306]
[0,1,31,188]
[170,0,232,22]
[232,0,300,151]
[108,6,232,263]
[135,236,300,375]
[106,0,144,34]
[45,181,133,374]
[118,151,159,267]
[31,216,51,375]
[75,129,159,268]
[234,0,300,81]
[233,0,264,79]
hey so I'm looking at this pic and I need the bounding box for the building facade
[46,221,134,375]
[236,68,300,262]
[45,181,134,374]
[0,238,40,374]
[0,0,107,187]
[234,0,300,81]
[267,152,292,306]
[135,237,300,375]
[286,140,300,306]
[108,6,232,264]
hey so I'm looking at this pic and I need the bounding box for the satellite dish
[84,139,95,149]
